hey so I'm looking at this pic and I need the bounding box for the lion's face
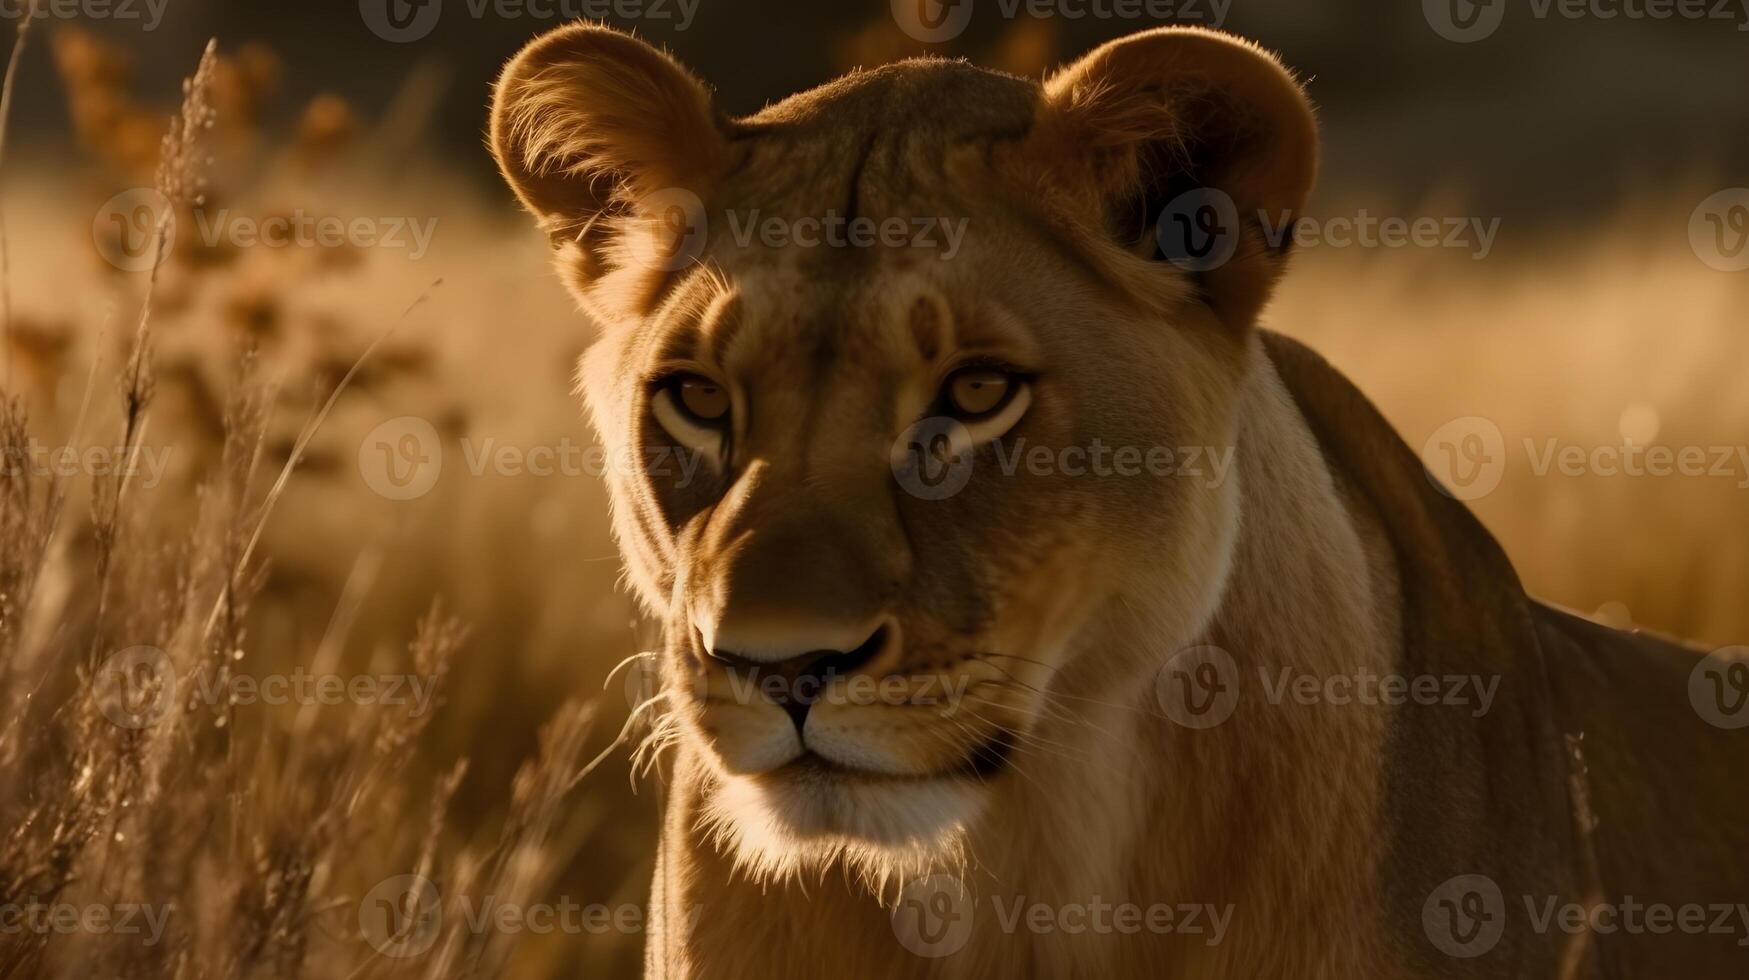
[491,26,1315,876]
[587,215,1246,868]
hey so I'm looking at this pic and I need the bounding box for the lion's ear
[1037,27,1317,331]
[489,24,726,304]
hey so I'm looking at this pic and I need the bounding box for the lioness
[488,22,1749,978]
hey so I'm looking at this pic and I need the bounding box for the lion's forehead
[696,62,1042,252]
[736,58,1040,144]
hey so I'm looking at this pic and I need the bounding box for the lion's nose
[705,624,892,733]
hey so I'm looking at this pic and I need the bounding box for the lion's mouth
[711,748,1003,860]
[773,730,1016,785]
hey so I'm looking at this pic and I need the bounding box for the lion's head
[490,24,1316,881]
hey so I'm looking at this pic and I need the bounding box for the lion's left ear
[489,24,727,314]
[1035,27,1318,331]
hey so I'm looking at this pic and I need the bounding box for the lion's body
[641,332,1749,979]
[487,23,1749,978]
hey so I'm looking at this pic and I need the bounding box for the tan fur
[490,23,1749,978]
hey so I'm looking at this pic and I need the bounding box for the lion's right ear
[489,24,726,309]
[1031,28,1318,333]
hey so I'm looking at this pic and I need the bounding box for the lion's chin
[699,755,987,889]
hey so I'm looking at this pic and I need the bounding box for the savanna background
[0,0,1744,976]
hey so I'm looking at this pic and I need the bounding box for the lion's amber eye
[675,375,729,423]
[946,368,1012,417]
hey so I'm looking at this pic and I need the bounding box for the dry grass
[1275,195,1749,646]
[1,31,646,980]
[0,20,1742,980]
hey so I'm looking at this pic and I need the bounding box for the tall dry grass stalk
[0,0,42,386]
[0,39,613,980]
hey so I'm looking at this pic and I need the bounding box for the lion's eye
[946,368,1012,417]
[652,373,730,461]
[675,376,729,423]
[902,366,1032,465]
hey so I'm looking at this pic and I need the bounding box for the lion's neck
[961,336,1403,975]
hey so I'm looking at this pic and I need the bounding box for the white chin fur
[699,768,985,895]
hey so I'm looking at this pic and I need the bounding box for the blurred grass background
[1,1,1745,976]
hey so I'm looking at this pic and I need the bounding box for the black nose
[707,625,889,732]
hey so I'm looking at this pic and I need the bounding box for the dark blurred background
[12,0,1748,222]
